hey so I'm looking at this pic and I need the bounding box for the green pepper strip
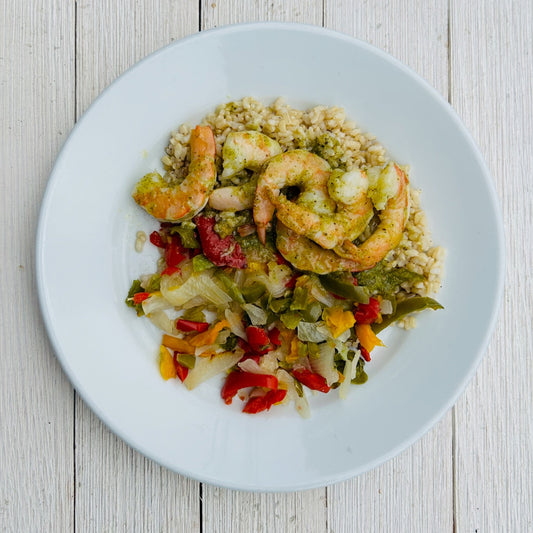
[170,225,199,248]
[269,297,291,314]
[280,311,303,329]
[192,254,215,272]
[242,283,267,303]
[319,275,370,303]
[372,297,444,333]
[301,301,322,323]
[215,271,245,304]
[176,353,196,369]
[290,286,309,311]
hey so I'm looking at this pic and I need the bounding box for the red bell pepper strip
[161,266,181,277]
[359,345,371,362]
[221,371,278,405]
[245,326,270,351]
[172,352,189,382]
[243,389,287,414]
[175,319,209,333]
[292,368,331,393]
[269,327,281,346]
[149,230,166,248]
[195,216,247,269]
[237,338,273,357]
[164,235,186,268]
[354,297,380,324]
[132,292,150,305]
[275,252,289,266]
[238,353,261,364]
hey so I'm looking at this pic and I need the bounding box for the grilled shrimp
[132,125,216,221]
[221,131,282,178]
[209,131,282,211]
[254,150,372,248]
[276,222,360,274]
[334,163,409,271]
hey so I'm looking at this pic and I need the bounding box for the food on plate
[126,98,445,416]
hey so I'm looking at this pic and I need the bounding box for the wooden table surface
[1,1,531,531]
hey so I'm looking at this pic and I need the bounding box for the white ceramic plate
[37,23,504,491]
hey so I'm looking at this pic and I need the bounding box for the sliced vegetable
[162,334,195,354]
[195,215,247,269]
[176,319,209,333]
[159,345,177,380]
[161,266,181,277]
[220,371,279,405]
[192,254,215,272]
[280,311,303,330]
[355,324,385,353]
[189,320,230,347]
[241,283,266,303]
[242,389,287,414]
[183,350,243,390]
[176,353,196,369]
[372,296,444,333]
[243,303,268,326]
[169,224,199,248]
[351,358,368,384]
[161,271,232,307]
[125,279,145,316]
[355,261,424,298]
[215,271,245,304]
[354,297,381,324]
[164,235,186,268]
[292,368,331,393]
[319,273,370,303]
[172,352,189,382]
[245,326,270,350]
[309,342,338,386]
[149,231,165,248]
[323,307,356,338]
[132,292,150,305]
[297,321,328,343]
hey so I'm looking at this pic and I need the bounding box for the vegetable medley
[126,215,442,417]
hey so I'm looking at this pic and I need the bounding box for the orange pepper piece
[355,324,385,353]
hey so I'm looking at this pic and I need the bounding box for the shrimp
[254,150,372,248]
[334,163,409,271]
[276,222,361,274]
[132,125,216,221]
[209,176,258,211]
[221,131,282,178]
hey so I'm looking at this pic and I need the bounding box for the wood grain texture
[325,3,453,532]
[74,1,201,531]
[450,1,533,531]
[200,2,328,532]
[1,0,532,531]
[0,1,75,531]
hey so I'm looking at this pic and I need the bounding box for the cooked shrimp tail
[208,176,258,211]
[132,125,216,221]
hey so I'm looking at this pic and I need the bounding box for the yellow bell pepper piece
[285,336,300,364]
[189,319,230,347]
[162,334,195,354]
[323,307,356,338]
[355,324,385,352]
[159,345,177,380]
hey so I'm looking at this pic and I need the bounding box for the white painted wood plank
[74,2,201,531]
[200,2,327,532]
[450,1,533,531]
[201,0,323,27]
[0,1,75,531]
[325,3,453,532]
